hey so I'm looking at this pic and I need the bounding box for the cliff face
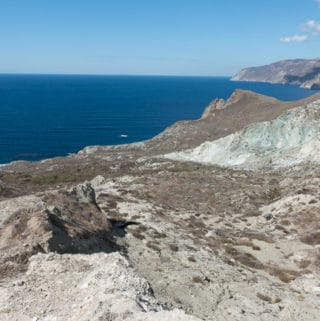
[164,99,320,169]
[232,59,320,89]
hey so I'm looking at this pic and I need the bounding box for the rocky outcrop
[232,59,320,89]
[0,181,114,279]
[164,99,320,169]
[0,252,202,321]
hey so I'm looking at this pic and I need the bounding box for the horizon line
[0,72,231,78]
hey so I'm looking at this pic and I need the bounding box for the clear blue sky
[1,0,319,75]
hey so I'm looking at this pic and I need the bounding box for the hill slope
[164,99,320,169]
[1,90,320,321]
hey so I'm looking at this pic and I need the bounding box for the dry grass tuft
[224,246,264,269]
[269,267,300,283]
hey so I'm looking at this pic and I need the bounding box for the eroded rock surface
[0,252,202,321]
[164,99,320,169]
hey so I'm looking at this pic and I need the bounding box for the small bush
[146,241,161,252]
[169,244,179,252]
[269,267,300,283]
[131,232,145,240]
[300,232,320,245]
[257,293,273,303]
[192,276,203,284]
[188,256,196,262]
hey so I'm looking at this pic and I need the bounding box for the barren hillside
[1,90,320,321]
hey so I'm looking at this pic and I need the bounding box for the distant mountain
[232,59,320,90]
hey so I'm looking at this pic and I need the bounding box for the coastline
[1,89,320,321]
[0,76,315,164]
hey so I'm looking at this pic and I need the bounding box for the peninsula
[232,58,320,90]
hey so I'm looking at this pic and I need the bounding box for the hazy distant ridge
[232,58,320,90]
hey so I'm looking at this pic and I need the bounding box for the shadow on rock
[0,181,123,279]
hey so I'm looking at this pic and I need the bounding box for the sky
[0,0,319,76]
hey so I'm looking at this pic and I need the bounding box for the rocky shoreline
[1,90,320,320]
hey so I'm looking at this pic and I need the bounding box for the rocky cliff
[232,59,320,89]
[164,99,320,169]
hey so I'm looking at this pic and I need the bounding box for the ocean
[0,74,316,164]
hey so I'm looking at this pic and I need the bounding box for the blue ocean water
[0,75,316,163]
